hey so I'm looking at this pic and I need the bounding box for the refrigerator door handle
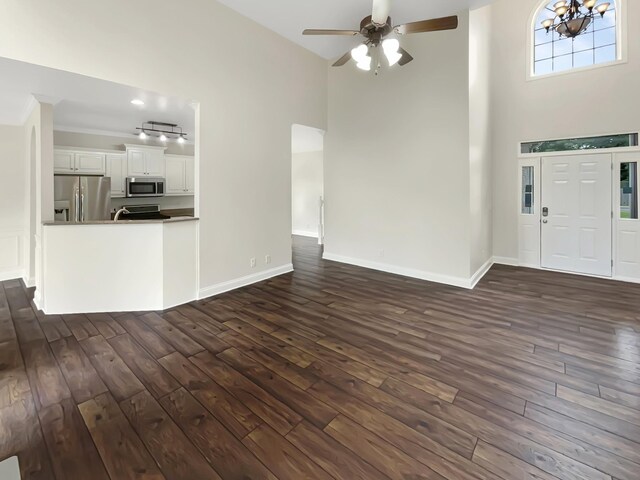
[80,192,85,222]
[74,188,80,222]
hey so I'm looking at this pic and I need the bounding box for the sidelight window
[620,162,638,219]
[522,166,535,214]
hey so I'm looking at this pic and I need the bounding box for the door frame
[517,150,637,282]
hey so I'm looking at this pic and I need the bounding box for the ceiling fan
[302,0,458,72]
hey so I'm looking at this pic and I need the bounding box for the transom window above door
[532,0,619,77]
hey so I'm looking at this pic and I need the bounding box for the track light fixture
[134,121,188,144]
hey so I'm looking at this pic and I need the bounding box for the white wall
[43,224,164,313]
[0,125,26,281]
[490,0,640,262]
[0,0,327,299]
[324,11,475,285]
[292,150,323,237]
[22,101,54,302]
[42,221,198,313]
[469,6,493,273]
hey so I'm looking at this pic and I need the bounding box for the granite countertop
[43,217,199,226]
[160,208,195,217]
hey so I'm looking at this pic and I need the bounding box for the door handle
[74,189,80,222]
[542,219,548,224]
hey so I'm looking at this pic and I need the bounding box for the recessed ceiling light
[131,99,144,106]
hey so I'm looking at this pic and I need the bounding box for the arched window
[532,0,619,76]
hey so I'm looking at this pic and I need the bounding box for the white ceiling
[0,56,195,139]
[217,0,494,59]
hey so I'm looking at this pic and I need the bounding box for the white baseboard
[33,290,43,311]
[322,252,486,289]
[492,256,519,266]
[0,269,25,282]
[469,257,494,289]
[612,275,640,285]
[0,456,20,480]
[292,230,318,238]
[23,276,35,288]
[199,263,293,300]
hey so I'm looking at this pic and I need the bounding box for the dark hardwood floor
[1,235,640,479]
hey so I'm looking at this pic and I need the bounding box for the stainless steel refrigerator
[54,175,111,222]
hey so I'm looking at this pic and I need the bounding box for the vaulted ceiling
[217,0,494,59]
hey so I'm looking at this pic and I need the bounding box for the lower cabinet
[165,154,195,195]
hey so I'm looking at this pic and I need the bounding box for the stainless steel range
[116,204,170,220]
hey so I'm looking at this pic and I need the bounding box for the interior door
[541,154,612,277]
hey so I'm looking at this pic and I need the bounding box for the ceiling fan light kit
[302,0,458,75]
[351,44,372,71]
[541,0,611,39]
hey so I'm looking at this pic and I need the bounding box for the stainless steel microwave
[125,177,165,198]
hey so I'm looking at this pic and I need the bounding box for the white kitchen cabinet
[127,150,147,176]
[75,153,105,174]
[165,154,195,196]
[185,156,195,194]
[106,153,127,197]
[146,150,165,177]
[54,150,75,174]
[125,145,166,177]
[54,149,105,175]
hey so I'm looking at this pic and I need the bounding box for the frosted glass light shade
[351,44,369,62]
[382,38,402,66]
[542,18,555,29]
[356,57,372,71]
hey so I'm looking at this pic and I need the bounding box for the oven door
[126,177,165,197]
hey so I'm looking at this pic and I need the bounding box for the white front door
[541,154,612,277]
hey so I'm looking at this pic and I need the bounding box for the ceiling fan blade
[398,47,414,66]
[303,29,359,36]
[371,0,392,25]
[332,50,353,67]
[394,15,458,35]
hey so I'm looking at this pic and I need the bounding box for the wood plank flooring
[1,235,640,479]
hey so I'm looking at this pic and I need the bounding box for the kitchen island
[41,217,198,314]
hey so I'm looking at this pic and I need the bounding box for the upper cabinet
[165,154,195,196]
[54,149,105,175]
[106,153,127,197]
[54,145,194,198]
[185,156,195,194]
[125,145,166,177]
